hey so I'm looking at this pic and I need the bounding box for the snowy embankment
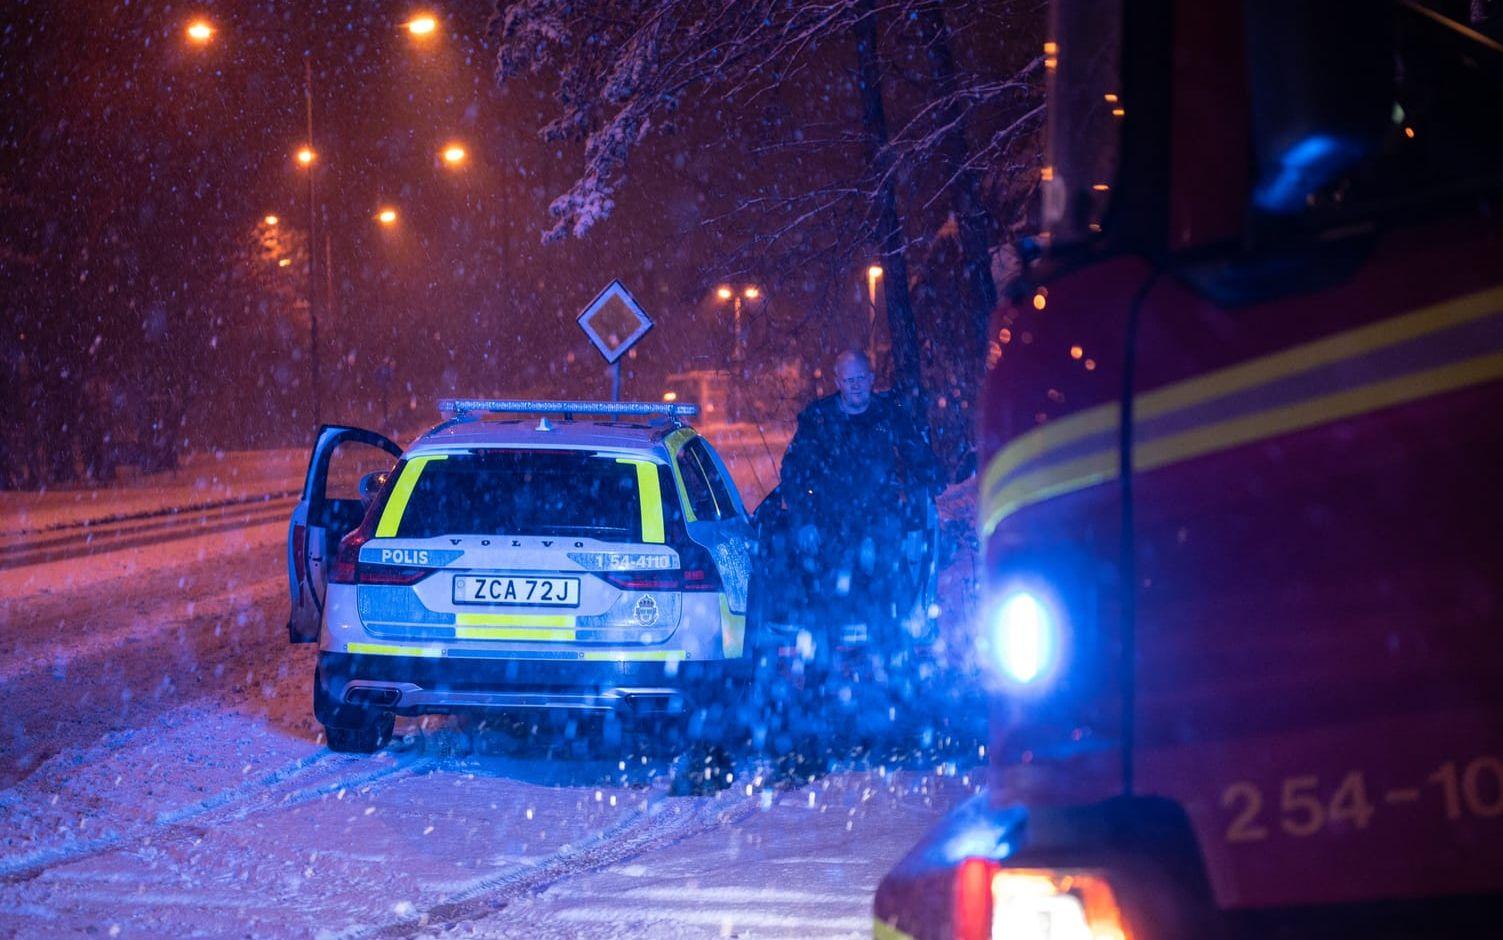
[0,448,307,536]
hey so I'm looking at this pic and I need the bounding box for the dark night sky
[0,0,1034,451]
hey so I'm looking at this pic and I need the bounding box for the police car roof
[405,416,685,458]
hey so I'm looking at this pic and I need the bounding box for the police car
[286,399,755,753]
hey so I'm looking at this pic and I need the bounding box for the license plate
[452,575,580,607]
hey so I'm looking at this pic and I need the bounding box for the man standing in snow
[777,349,943,640]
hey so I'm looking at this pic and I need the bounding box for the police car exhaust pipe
[345,686,401,707]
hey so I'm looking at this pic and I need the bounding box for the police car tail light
[355,563,432,586]
[954,859,1129,940]
[601,571,683,591]
[674,540,722,593]
[567,551,676,571]
[330,531,365,584]
[568,551,685,591]
[330,517,379,585]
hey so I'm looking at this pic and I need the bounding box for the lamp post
[866,264,883,364]
[295,68,322,425]
[184,14,441,430]
[715,284,760,363]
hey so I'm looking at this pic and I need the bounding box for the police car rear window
[390,451,649,542]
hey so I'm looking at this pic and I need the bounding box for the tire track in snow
[0,745,433,884]
[362,790,761,939]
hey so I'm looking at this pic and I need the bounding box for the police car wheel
[323,714,394,754]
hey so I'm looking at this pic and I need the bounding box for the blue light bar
[438,398,700,418]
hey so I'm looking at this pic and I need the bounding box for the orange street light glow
[278,258,292,268]
[186,20,214,43]
[441,144,467,165]
[296,147,316,167]
[867,265,884,279]
[264,215,279,226]
[716,286,733,300]
[377,208,398,225]
[743,286,760,299]
[407,15,438,36]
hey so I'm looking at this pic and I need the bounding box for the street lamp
[185,20,214,43]
[264,215,279,226]
[866,264,883,363]
[406,15,438,37]
[377,208,399,225]
[293,135,324,426]
[714,284,761,362]
[440,144,467,167]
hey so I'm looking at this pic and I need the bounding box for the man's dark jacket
[778,390,942,546]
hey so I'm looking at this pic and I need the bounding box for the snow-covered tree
[489,0,1042,401]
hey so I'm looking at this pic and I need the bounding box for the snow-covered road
[0,451,983,939]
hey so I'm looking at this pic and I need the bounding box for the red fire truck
[874,2,1503,938]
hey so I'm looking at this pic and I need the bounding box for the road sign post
[577,280,654,402]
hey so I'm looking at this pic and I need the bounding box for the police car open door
[672,435,755,652]
[287,425,402,643]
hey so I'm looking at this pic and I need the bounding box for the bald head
[833,349,874,414]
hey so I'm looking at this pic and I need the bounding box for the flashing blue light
[988,590,1056,686]
[1253,133,1370,214]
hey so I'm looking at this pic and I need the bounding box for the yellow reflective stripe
[982,283,1503,504]
[580,650,687,662]
[375,455,447,537]
[663,429,698,522]
[872,918,919,940]
[617,458,666,543]
[719,593,745,658]
[1136,283,1503,419]
[981,398,1117,501]
[1137,348,1503,475]
[454,627,578,641]
[455,613,575,628]
[984,449,1117,536]
[981,348,1503,536]
[347,642,443,658]
[664,427,696,456]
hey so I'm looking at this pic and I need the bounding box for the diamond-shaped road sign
[577,280,653,364]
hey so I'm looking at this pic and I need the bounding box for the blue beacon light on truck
[983,588,1061,689]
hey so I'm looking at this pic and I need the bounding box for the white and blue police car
[286,399,755,752]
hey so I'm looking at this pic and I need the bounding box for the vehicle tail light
[330,503,383,585]
[597,539,722,593]
[955,859,1129,940]
[355,564,432,586]
[332,527,433,586]
[602,571,683,591]
[675,539,723,593]
[329,528,368,584]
